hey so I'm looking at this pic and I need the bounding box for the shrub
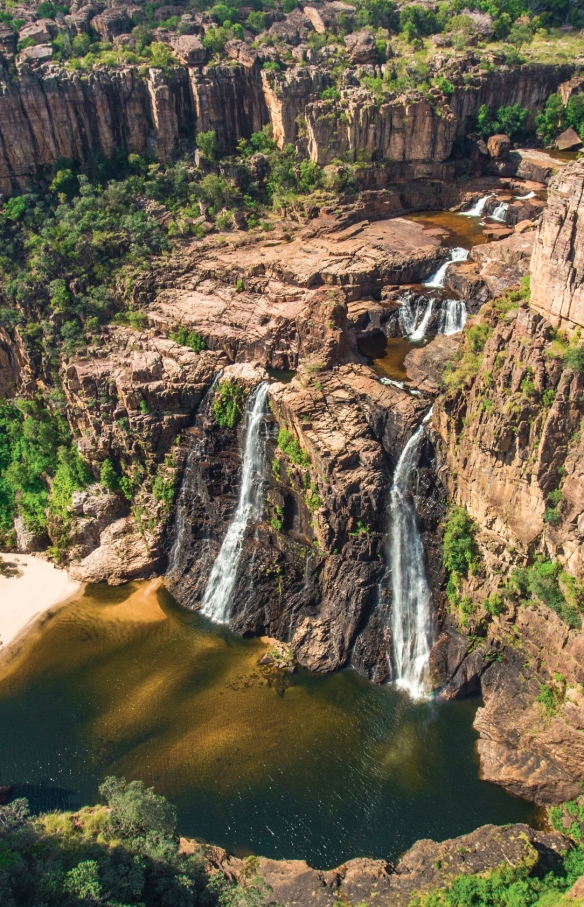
[169,326,206,352]
[564,343,584,374]
[100,458,119,492]
[99,775,177,841]
[196,129,218,161]
[212,381,247,429]
[442,506,481,608]
[507,558,583,628]
[277,428,311,467]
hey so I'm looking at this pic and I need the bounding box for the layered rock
[531,161,584,331]
[204,823,569,906]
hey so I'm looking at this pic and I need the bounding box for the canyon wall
[531,161,584,332]
[0,60,572,195]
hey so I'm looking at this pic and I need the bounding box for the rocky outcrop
[61,328,225,583]
[203,824,569,906]
[531,161,584,331]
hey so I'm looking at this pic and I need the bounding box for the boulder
[344,30,377,64]
[169,34,206,65]
[555,126,583,151]
[18,20,55,44]
[90,8,130,41]
[487,134,511,160]
[0,24,17,56]
[19,43,53,64]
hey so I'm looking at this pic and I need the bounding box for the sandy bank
[0,554,81,654]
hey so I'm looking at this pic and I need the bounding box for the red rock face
[531,161,584,331]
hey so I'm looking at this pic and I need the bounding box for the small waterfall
[460,194,494,217]
[490,202,509,223]
[200,381,269,624]
[399,294,435,342]
[439,298,467,335]
[514,191,535,200]
[389,409,434,699]
[424,248,469,289]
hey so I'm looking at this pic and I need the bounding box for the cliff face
[531,161,584,332]
[0,60,572,195]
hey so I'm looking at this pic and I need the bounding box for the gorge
[1,2,584,904]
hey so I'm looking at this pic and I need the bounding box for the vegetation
[0,776,270,907]
[212,381,248,429]
[442,505,481,610]
[0,397,90,550]
[277,429,311,467]
[537,93,584,144]
[412,841,584,907]
[506,558,584,628]
[476,103,529,140]
[169,326,206,353]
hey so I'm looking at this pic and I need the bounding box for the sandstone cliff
[531,160,584,332]
[0,60,572,195]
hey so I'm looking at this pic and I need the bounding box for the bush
[564,343,584,374]
[212,381,247,429]
[100,458,119,492]
[169,326,206,352]
[277,428,311,467]
[476,103,529,140]
[442,506,481,608]
[507,558,583,628]
[196,129,218,161]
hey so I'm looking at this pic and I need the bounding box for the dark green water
[0,581,537,868]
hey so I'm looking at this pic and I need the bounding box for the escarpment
[0,59,573,195]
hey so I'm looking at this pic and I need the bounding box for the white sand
[0,553,81,653]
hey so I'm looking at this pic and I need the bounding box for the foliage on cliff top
[0,775,270,907]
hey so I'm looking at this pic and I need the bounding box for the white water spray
[514,191,535,200]
[439,298,467,335]
[490,202,509,223]
[460,194,494,217]
[410,298,435,341]
[389,409,434,699]
[200,382,269,623]
[424,248,469,289]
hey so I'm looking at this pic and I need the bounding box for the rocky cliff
[0,59,572,195]
[531,160,584,332]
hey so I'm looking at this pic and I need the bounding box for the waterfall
[389,409,434,699]
[514,191,535,200]
[460,194,494,217]
[399,294,436,342]
[439,298,467,335]
[410,298,435,342]
[167,369,223,579]
[490,202,509,223]
[424,248,469,289]
[200,381,269,624]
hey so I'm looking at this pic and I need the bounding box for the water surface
[0,581,538,868]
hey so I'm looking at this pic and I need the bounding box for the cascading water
[439,298,467,335]
[424,247,469,289]
[389,408,434,699]
[399,294,436,341]
[460,194,494,217]
[490,202,509,223]
[200,381,269,624]
[514,191,535,200]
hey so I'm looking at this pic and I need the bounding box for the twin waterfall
[388,409,434,699]
[200,382,269,623]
